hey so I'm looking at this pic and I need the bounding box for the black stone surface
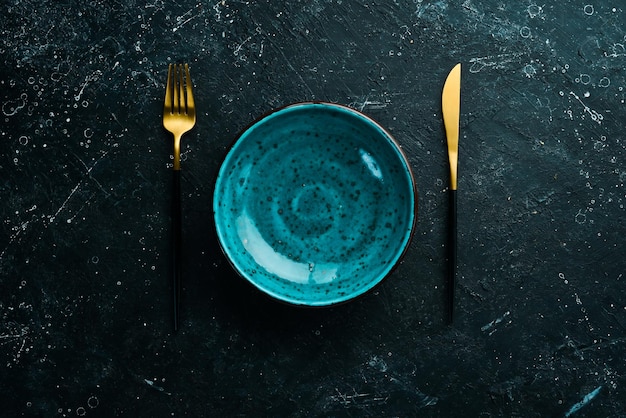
[1,1,625,416]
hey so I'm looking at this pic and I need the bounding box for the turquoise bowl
[213,102,417,306]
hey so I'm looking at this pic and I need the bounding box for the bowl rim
[212,101,419,307]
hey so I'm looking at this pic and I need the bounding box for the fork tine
[164,64,173,115]
[173,64,181,114]
[184,64,195,117]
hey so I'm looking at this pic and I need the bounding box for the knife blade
[442,63,461,323]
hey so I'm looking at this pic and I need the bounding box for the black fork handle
[172,170,182,332]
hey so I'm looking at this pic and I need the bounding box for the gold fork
[163,63,196,331]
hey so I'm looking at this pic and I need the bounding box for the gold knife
[442,63,461,323]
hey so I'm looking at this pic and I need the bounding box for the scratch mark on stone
[233,35,253,57]
[331,388,388,406]
[605,42,626,58]
[173,4,203,32]
[276,46,314,98]
[74,70,103,102]
[569,92,603,124]
[51,179,84,222]
[144,379,172,395]
[564,386,601,417]
[0,327,29,341]
[0,224,26,261]
[469,53,525,73]
[2,327,30,366]
[111,112,124,128]
[481,311,511,335]
[73,150,111,197]
[353,98,389,112]
[49,149,111,223]
[349,92,393,111]
[0,151,110,261]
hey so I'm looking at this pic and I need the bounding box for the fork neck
[173,133,182,171]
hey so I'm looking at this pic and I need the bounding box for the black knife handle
[172,170,182,332]
[448,189,457,323]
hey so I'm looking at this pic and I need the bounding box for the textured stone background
[1,1,625,416]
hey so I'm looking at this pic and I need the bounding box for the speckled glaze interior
[213,102,416,306]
